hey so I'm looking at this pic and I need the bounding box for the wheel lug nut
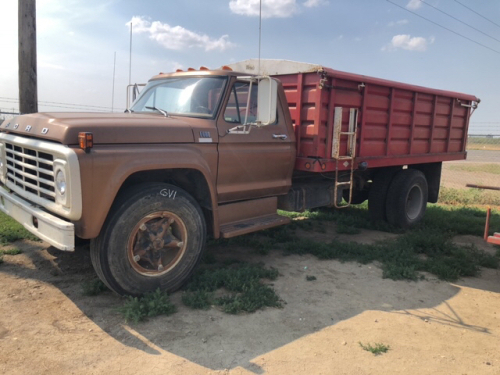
[133,255,141,262]
[158,264,164,271]
[177,241,184,247]
[139,224,147,231]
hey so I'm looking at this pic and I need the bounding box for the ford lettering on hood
[0,112,202,145]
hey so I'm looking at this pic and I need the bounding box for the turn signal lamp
[78,132,93,153]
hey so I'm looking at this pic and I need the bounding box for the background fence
[441,136,500,189]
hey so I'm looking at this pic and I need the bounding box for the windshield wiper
[146,106,169,117]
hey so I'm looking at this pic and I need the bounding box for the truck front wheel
[90,183,206,296]
[385,169,428,228]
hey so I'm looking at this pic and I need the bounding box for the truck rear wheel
[368,169,398,222]
[90,183,206,296]
[385,169,428,228]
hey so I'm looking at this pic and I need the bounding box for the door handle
[272,134,287,140]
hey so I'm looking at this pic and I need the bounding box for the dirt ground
[0,227,499,375]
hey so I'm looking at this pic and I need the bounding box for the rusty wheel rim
[127,211,188,276]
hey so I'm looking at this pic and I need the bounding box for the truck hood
[0,112,206,144]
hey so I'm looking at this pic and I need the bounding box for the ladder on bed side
[331,107,358,208]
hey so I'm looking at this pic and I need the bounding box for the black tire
[343,189,369,205]
[368,168,398,222]
[385,169,428,228]
[90,183,206,296]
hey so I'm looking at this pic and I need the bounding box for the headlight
[0,142,5,183]
[55,169,66,195]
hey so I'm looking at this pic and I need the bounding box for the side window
[224,82,258,124]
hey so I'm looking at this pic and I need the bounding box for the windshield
[131,76,227,118]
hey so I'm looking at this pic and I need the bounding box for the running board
[220,214,291,239]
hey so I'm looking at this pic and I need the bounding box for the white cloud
[406,0,422,10]
[383,34,434,52]
[388,19,409,27]
[229,0,298,18]
[129,16,234,52]
[303,0,328,8]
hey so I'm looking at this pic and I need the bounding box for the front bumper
[0,188,75,251]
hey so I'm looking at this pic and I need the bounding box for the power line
[0,97,124,111]
[453,0,500,29]
[386,0,500,55]
[420,0,500,44]
[0,100,108,113]
[0,96,114,110]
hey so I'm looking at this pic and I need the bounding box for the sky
[0,0,499,134]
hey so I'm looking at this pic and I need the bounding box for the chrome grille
[5,142,56,202]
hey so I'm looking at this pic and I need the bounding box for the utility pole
[18,0,38,114]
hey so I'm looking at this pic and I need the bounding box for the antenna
[112,52,116,112]
[129,22,132,85]
[258,0,262,75]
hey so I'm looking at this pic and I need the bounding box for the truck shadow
[1,238,498,372]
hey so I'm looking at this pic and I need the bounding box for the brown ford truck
[0,59,479,296]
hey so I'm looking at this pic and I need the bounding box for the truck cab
[0,68,295,296]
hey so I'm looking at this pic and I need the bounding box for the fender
[74,143,219,239]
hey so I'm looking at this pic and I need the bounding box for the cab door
[216,79,295,203]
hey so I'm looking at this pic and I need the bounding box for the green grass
[438,187,500,206]
[0,212,38,244]
[215,202,500,283]
[118,288,177,323]
[359,342,390,355]
[182,262,281,314]
[0,248,22,255]
[467,137,500,150]
[82,278,108,296]
[424,205,500,237]
[449,163,500,175]
[468,137,500,145]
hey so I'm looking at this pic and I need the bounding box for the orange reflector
[221,65,233,71]
[78,132,93,152]
[305,162,311,169]
[187,67,195,71]
[176,69,183,72]
[199,66,209,71]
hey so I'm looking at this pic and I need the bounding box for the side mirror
[126,83,146,110]
[256,77,278,126]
